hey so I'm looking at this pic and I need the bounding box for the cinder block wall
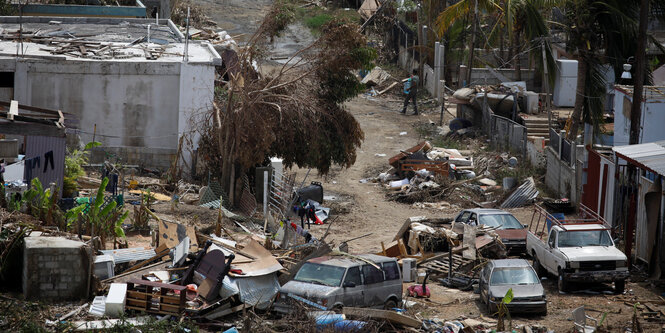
[22,237,92,301]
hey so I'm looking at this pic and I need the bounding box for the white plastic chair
[572,306,597,333]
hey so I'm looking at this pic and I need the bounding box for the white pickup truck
[526,205,629,293]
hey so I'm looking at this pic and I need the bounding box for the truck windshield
[558,230,613,247]
[294,263,346,287]
[479,214,524,230]
[490,267,539,285]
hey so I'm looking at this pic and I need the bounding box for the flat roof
[613,140,665,176]
[0,16,221,64]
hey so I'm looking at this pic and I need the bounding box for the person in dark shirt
[401,69,419,115]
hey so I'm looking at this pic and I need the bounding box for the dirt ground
[282,94,665,331]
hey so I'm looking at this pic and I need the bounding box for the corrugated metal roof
[100,247,156,264]
[613,141,665,176]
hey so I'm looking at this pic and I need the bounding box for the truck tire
[615,280,626,294]
[557,268,569,292]
[384,299,397,310]
[532,254,546,277]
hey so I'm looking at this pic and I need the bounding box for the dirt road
[291,94,662,332]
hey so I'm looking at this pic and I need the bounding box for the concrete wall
[545,146,577,202]
[23,236,92,300]
[527,137,546,168]
[3,57,215,171]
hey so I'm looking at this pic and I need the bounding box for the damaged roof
[0,17,221,64]
[613,140,665,176]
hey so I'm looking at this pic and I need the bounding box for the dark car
[479,259,547,315]
[454,208,527,254]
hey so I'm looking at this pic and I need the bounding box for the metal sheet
[613,141,665,176]
[24,135,66,193]
[100,247,156,264]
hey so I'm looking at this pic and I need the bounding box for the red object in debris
[407,284,431,298]
[407,273,430,298]
[230,269,244,275]
[314,215,324,225]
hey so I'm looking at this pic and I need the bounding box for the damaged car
[455,208,527,255]
[273,254,402,313]
[479,259,547,315]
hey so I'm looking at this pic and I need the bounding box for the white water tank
[553,59,578,107]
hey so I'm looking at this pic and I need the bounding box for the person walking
[401,69,419,115]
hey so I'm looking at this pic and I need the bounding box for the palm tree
[564,0,639,140]
[435,0,557,87]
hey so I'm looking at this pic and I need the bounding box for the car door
[341,266,363,307]
[544,230,558,273]
[381,261,402,302]
[361,264,385,307]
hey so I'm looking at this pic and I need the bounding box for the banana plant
[66,177,128,248]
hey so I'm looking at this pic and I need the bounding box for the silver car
[479,259,547,315]
[273,254,402,313]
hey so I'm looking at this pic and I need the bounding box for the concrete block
[23,236,91,301]
[105,283,127,317]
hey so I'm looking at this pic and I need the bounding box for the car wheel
[541,304,548,316]
[332,305,343,313]
[533,255,546,277]
[615,280,626,294]
[384,299,398,310]
[557,268,569,292]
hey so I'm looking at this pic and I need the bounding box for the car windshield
[490,267,539,285]
[479,214,524,230]
[558,230,613,247]
[294,263,346,287]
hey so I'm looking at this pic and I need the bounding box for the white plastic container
[402,258,416,282]
[105,283,127,317]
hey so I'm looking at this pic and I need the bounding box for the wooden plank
[204,304,245,320]
[342,307,421,328]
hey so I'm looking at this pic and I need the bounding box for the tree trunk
[466,0,478,85]
[567,59,588,140]
[630,0,649,145]
[514,31,522,81]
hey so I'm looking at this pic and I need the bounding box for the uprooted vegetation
[196,6,376,206]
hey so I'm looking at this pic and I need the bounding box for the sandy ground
[286,94,665,332]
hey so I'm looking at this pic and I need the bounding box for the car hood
[489,284,544,299]
[279,280,337,299]
[559,246,627,261]
[496,229,527,241]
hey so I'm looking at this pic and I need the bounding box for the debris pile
[369,141,537,209]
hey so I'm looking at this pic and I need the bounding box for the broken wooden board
[420,255,473,276]
[342,307,421,328]
[204,304,245,320]
[158,220,199,252]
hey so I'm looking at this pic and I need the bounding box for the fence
[548,128,575,167]
[489,115,527,156]
[266,169,295,221]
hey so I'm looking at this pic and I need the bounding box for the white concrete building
[613,85,665,147]
[0,17,221,171]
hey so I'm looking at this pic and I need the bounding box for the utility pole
[629,0,648,145]
[466,0,478,85]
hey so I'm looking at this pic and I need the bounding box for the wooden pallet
[125,279,186,315]
[420,255,472,276]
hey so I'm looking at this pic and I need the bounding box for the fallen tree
[198,4,375,204]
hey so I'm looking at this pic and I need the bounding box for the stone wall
[23,236,92,300]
